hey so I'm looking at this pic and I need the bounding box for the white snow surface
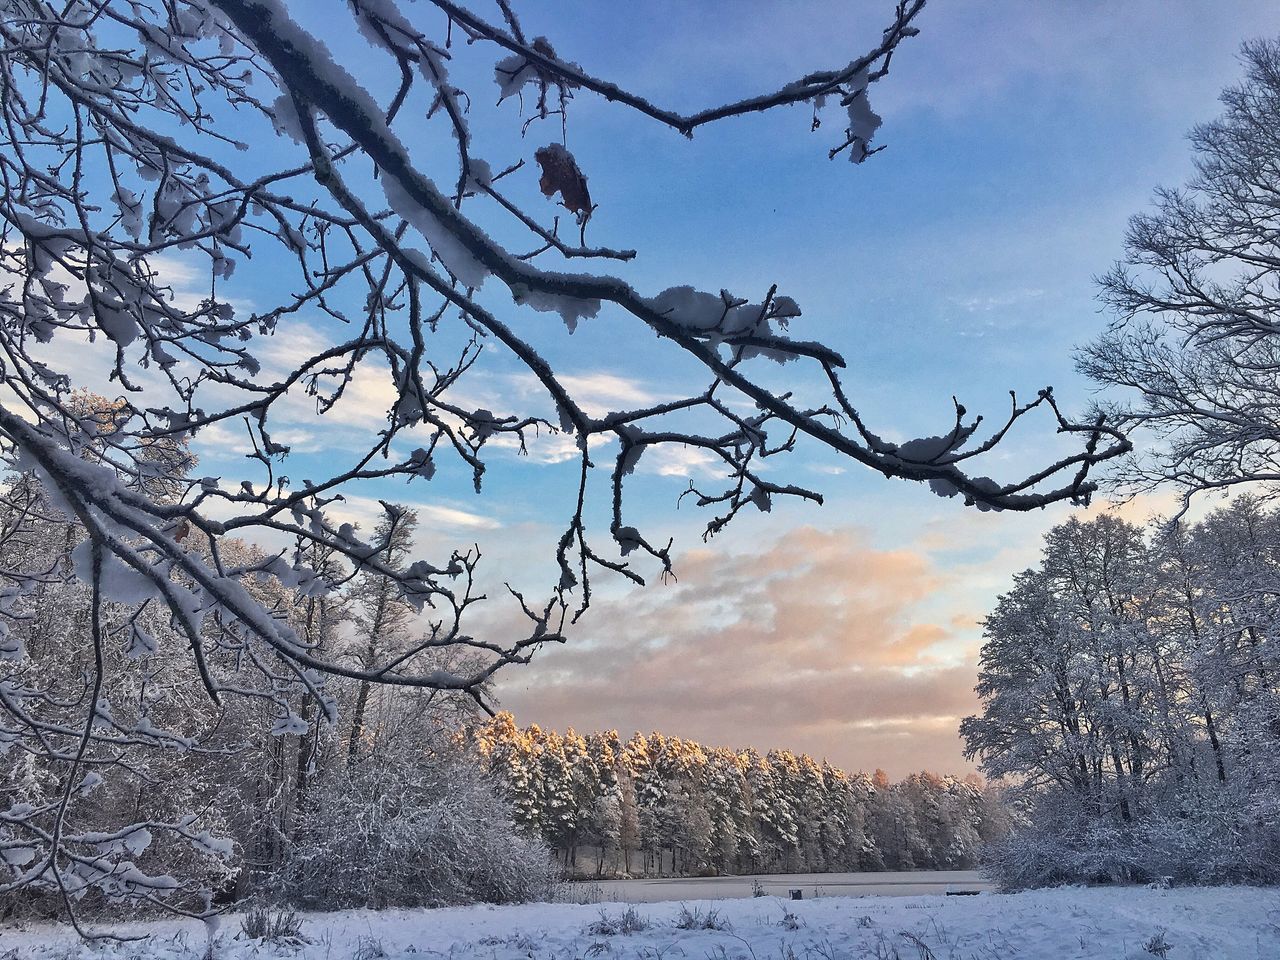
[2,886,1277,960]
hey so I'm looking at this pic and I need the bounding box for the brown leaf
[534,143,592,219]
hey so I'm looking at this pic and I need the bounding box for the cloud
[148,252,256,318]
[488,489,1202,778]
[224,338,674,468]
[190,421,245,453]
[325,492,500,535]
[641,443,722,479]
[951,288,1045,314]
[269,354,399,432]
[488,429,614,465]
[557,372,667,417]
[493,524,984,777]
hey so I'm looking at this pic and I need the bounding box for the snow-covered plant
[584,905,649,936]
[274,742,556,909]
[0,0,1128,918]
[1143,930,1172,960]
[239,905,305,945]
[673,904,731,932]
[965,509,1280,889]
[474,714,997,878]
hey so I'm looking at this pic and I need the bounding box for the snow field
[2,886,1278,960]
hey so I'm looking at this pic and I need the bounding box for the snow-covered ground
[2,886,1277,960]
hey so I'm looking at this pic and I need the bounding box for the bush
[673,904,730,931]
[275,747,558,909]
[1143,930,1172,959]
[240,905,305,944]
[982,782,1280,890]
[585,906,649,935]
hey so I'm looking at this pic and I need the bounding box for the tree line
[473,714,1007,878]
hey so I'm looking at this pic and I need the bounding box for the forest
[473,715,1004,879]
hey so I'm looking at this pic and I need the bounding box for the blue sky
[168,1,1280,776]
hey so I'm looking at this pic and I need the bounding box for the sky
[462,0,1280,776]
[51,1,1280,778]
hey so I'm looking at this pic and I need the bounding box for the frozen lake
[570,869,991,903]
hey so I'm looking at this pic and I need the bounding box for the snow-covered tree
[1064,36,1280,887]
[473,714,998,879]
[344,508,419,761]
[0,429,534,919]
[274,738,556,909]
[474,711,543,834]
[1081,36,1280,511]
[964,511,1280,888]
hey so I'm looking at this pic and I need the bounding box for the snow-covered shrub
[1133,781,1280,885]
[275,747,557,908]
[673,904,731,931]
[584,906,650,935]
[1143,930,1173,959]
[777,906,802,931]
[239,905,305,945]
[981,796,1143,890]
[986,781,1280,891]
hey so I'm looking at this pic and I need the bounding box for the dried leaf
[535,143,592,219]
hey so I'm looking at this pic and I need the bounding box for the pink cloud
[493,524,984,778]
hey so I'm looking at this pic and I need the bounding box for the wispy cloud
[149,252,255,317]
[951,288,1045,314]
[641,444,722,479]
[326,492,500,535]
[557,371,667,417]
[506,369,670,419]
